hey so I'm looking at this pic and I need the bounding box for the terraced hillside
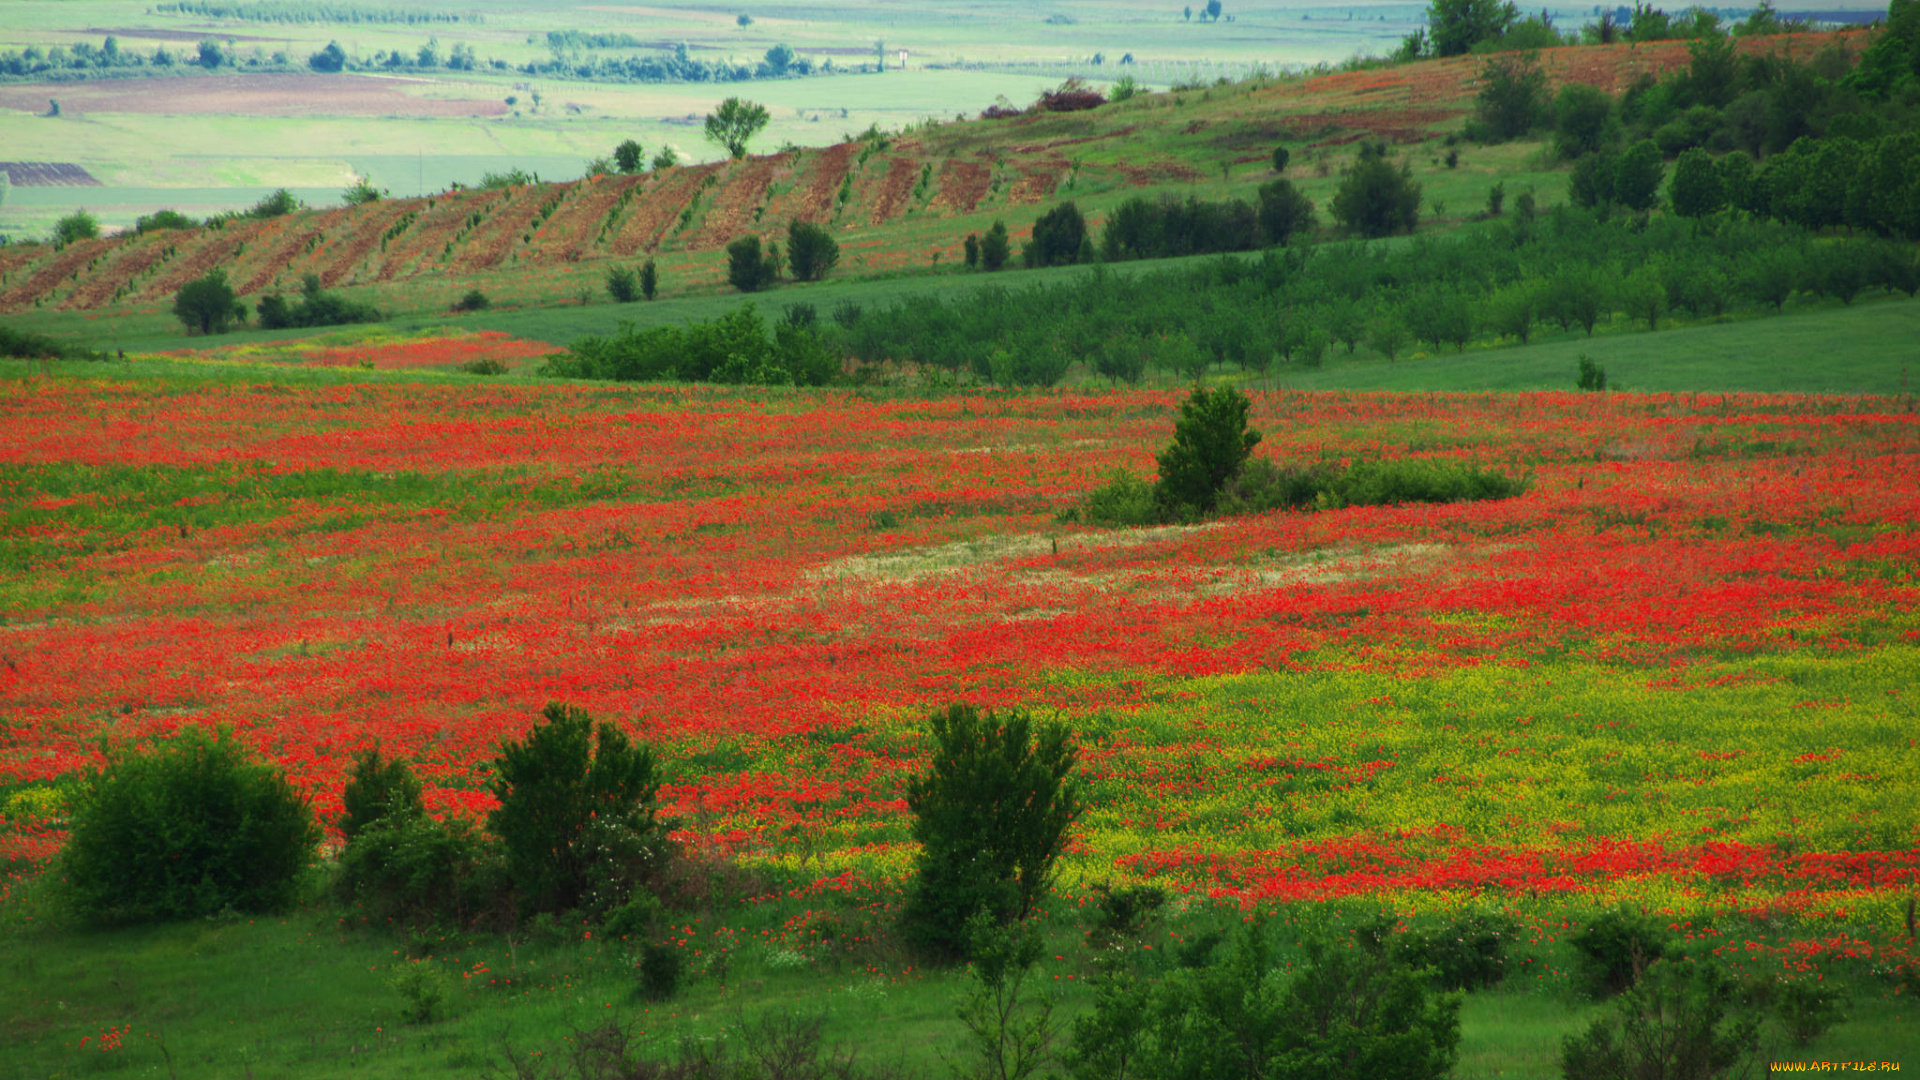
[0,32,1858,318]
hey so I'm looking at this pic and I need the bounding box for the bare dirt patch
[771,143,852,225]
[929,160,990,214]
[1006,159,1066,206]
[0,162,100,186]
[61,233,176,310]
[0,74,508,118]
[612,164,717,256]
[864,156,920,226]
[0,238,116,312]
[810,525,1216,584]
[313,201,413,288]
[692,157,779,250]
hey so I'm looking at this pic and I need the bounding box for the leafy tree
[342,178,383,206]
[52,209,99,246]
[60,726,319,924]
[1554,83,1614,158]
[1025,201,1086,267]
[613,138,645,174]
[1427,0,1520,56]
[1256,178,1316,245]
[638,258,659,300]
[785,219,840,282]
[901,703,1080,959]
[726,234,781,292]
[308,40,346,72]
[1569,148,1619,207]
[173,269,245,335]
[249,188,301,219]
[980,219,1012,271]
[1668,147,1726,217]
[1271,145,1290,173]
[1614,139,1666,211]
[487,702,665,916]
[1475,52,1549,141]
[964,232,981,268]
[606,265,640,302]
[1331,143,1421,238]
[1154,385,1261,520]
[197,38,225,68]
[704,96,770,159]
[650,146,679,171]
[135,209,195,233]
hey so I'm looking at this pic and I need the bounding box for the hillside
[0,32,1856,323]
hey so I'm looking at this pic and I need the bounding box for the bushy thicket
[256,273,381,329]
[60,727,320,924]
[541,303,837,386]
[821,209,1896,388]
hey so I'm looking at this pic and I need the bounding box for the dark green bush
[335,809,500,927]
[785,219,840,282]
[726,235,780,292]
[488,702,667,917]
[1561,959,1760,1079]
[639,940,685,1001]
[1086,882,1167,946]
[1331,142,1421,238]
[901,704,1080,959]
[1578,354,1608,391]
[638,259,659,300]
[980,220,1011,271]
[1772,977,1849,1048]
[1570,907,1676,996]
[339,742,425,842]
[1368,911,1518,992]
[1076,469,1159,527]
[1153,384,1261,521]
[606,265,640,302]
[255,274,380,330]
[453,288,490,312]
[1257,179,1317,246]
[61,727,320,924]
[1326,459,1530,508]
[1024,201,1087,268]
[135,209,197,233]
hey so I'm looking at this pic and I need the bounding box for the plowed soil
[0,74,507,118]
[1006,160,1066,206]
[612,166,715,256]
[134,224,263,303]
[60,233,176,310]
[929,160,991,214]
[376,191,497,282]
[315,202,414,288]
[238,210,351,295]
[455,185,552,272]
[539,173,645,263]
[691,157,779,250]
[0,162,99,186]
[0,238,114,311]
[865,156,920,226]
[770,143,852,226]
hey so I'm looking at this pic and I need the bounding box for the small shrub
[389,961,450,1025]
[638,259,658,300]
[726,235,780,292]
[135,209,196,233]
[339,742,425,842]
[1486,180,1506,217]
[1384,910,1518,992]
[336,810,499,927]
[248,188,301,219]
[1570,907,1675,996]
[1577,354,1608,391]
[1271,145,1290,173]
[980,220,1012,271]
[1561,960,1760,1079]
[638,941,685,1001]
[1086,882,1166,946]
[786,220,840,282]
[453,288,490,312]
[606,265,640,303]
[1153,384,1261,521]
[61,727,320,924]
[343,179,384,206]
[460,357,509,375]
[1773,978,1849,1048]
[901,704,1080,959]
[52,209,100,247]
[1076,469,1158,527]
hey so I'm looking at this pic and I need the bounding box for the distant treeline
[155,1,479,24]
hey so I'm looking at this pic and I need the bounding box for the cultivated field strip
[135,219,272,303]
[314,201,415,288]
[0,237,116,312]
[611,164,718,256]
[375,188,500,281]
[928,158,991,214]
[452,184,551,272]
[59,232,177,310]
[538,173,646,263]
[690,157,780,250]
[237,208,352,296]
[863,156,920,225]
[768,143,853,225]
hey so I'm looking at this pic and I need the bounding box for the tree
[1154,385,1261,520]
[197,38,226,69]
[901,703,1080,959]
[1668,147,1726,217]
[704,96,770,159]
[607,264,640,302]
[1561,961,1761,1080]
[342,178,383,205]
[964,232,981,268]
[785,219,840,282]
[1025,201,1086,267]
[308,40,346,73]
[1554,83,1614,158]
[1475,52,1548,141]
[1614,139,1665,211]
[1204,0,1223,19]
[173,269,245,335]
[980,220,1012,271]
[1331,142,1422,238]
[638,258,659,300]
[650,146,679,171]
[726,235,780,292]
[487,702,665,915]
[1256,178,1316,245]
[1427,0,1520,56]
[52,209,99,247]
[339,741,425,842]
[1271,145,1290,173]
[613,139,645,174]
[1569,148,1618,207]
[60,726,319,924]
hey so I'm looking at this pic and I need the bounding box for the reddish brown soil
[691,158,779,250]
[132,225,258,303]
[376,189,501,280]
[929,160,991,214]
[455,185,554,271]
[612,165,717,256]
[237,212,345,295]
[537,173,646,263]
[770,144,852,226]
[60,233,177,310]
[1006,160,1066,207]
[0,74,507,118]
[865,156,920,226]
[314,202,415,288]
[1116,161,1205,186]
[0,238,115,311]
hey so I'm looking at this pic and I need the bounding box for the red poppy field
[1,374,1916,976]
